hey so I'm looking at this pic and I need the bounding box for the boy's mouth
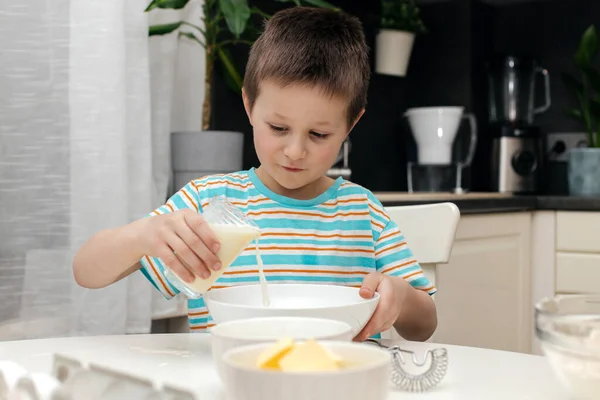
[282,166,304,172]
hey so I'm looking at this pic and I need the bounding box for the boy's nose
[283,139,307,161]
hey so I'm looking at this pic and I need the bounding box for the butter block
[256,337,295,370]
[278,339,340,372]
[323,345,344,367]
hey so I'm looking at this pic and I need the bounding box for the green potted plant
[375,0,426,77]
[563,24,600,196]
[145,0,337,190]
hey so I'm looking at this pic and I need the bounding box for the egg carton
[0,356,198,400]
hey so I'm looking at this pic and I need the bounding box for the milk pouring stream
[162,197,270,304]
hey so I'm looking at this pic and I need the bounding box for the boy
[73,7,437,342]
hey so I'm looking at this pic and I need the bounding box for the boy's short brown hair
[243,7,370,127]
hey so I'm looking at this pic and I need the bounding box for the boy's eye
[267,123,328,139]
[268,124,287,133]
[310,131,329,140]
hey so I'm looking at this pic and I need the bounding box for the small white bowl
[210,317,353,377]
[220,341,391,400]
[221,341,391,400]
[204,284,379,338]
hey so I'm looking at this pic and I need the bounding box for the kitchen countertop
[374,192,600,214]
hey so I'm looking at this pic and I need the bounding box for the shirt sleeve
[375,219,437,296]
[138,181,201,299]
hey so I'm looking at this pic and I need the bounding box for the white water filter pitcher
[404,107,477,166]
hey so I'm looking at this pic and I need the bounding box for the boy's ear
[242,87,253,126]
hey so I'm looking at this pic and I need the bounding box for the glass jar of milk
[163,196,261,299]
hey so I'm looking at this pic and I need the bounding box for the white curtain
[148,1,206,321]
[0,0,204,339]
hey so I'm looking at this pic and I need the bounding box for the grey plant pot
[171,130,244,192]
[568,147,600,196]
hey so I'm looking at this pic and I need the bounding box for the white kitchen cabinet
[431,212,533,354]
[554,211,600,295]
[531,210,600,355]
[556,211,600,253]
[534,211,600,297]
[556,253,600,294]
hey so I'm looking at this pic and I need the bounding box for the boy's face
[243,80,363,198]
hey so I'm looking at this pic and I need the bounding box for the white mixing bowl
[220,341,391,400]
[210,317,353,377]
[535,294,600,400]
[204,284,379,338]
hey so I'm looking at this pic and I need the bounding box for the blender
[405,106,478,193]
[487,55,551,193]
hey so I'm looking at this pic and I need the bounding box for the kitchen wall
[481,0,600,194]
[210,0,597,194]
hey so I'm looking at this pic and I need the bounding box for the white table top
[0,333,569,399]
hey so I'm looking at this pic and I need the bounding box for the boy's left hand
[354,272,409,341]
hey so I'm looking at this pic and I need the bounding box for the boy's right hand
[138,209,221,283]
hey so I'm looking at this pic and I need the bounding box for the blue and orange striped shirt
[139,168,435,332]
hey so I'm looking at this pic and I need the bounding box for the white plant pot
[375,29,415,77]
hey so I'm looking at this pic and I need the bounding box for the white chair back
[381,202,460,340]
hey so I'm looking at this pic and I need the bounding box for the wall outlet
[546,132,589,162]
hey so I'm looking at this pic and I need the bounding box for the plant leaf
[565,108,584,122]
[581,65,600,94]
[575,24,598,68]
[250,6,271,19]
[145,0,190,12]
[577,89,593,137]
[590,98,600,117]
[149,21,183,35]
[179,31,206,47]
[217,47,243,92]
[181,21,206,36]
[218,0,251,39]
[145,0,158,11]
[274,0,302,6]
[300,0,339,10]
[379,0,427,34]
[220,59,243,93]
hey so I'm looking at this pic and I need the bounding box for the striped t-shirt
[139,168,435,332]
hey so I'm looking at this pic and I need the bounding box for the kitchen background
[209,0,598,194]
[0,0,598,345]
